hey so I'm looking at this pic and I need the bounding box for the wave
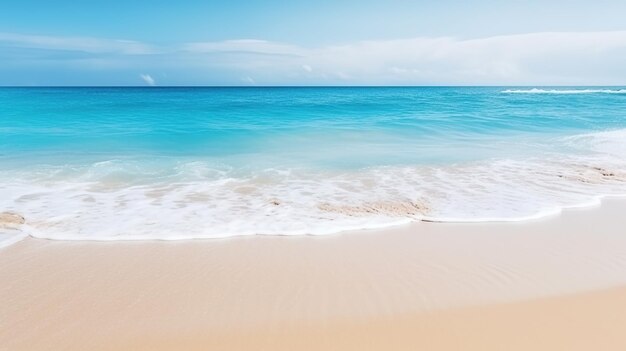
[1,129,626,247]
[502,88,626,95]
[0,232,28,248]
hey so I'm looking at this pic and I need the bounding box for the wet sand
[1,198,626,350]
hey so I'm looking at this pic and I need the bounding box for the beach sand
[2,198,626,350]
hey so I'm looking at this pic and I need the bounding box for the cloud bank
[1,31,626,85]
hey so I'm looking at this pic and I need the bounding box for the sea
[1,87,625,246]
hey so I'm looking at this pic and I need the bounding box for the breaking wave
[1,129,625,246]
[502,88,626,94]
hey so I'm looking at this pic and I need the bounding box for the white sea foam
[502,88,626,94]
[0,231,28,248]
[1,129,626,246]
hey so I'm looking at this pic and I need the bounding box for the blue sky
[1,0,626,85]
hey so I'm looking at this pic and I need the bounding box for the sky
[1,0,626,86]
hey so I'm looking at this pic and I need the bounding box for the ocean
[1,87,625,245]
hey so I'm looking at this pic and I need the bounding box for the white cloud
[3,31,626,85]
[241,76,256,85]
[178,31,626,85]
[181,39,303,57]
[0,32,156,55]
[306,32,626,85]
[140,74,156,86]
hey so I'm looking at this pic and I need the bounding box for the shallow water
[1,87,625,244]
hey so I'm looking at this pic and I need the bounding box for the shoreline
[4,193,626,247]
[2,198,626,349]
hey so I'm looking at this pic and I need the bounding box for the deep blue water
[2,87,625,168]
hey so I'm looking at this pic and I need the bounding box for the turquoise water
[1,87,626,244]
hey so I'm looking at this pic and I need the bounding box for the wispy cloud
[181,39,303,57]
[0,32,156,55]
[2,31,626,85]
[241,76,256,85]
[140,74,156,86]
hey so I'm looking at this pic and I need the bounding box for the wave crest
[1,129,626,244]
[502,88,626,94]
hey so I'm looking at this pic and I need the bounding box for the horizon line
[1,85,625,88]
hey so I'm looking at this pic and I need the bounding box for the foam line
[502,88,626,94]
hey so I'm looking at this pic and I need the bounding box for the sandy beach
[3,0,626,348]
[2,198,626,350]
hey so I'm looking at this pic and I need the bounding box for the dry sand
[2,198,626,350]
